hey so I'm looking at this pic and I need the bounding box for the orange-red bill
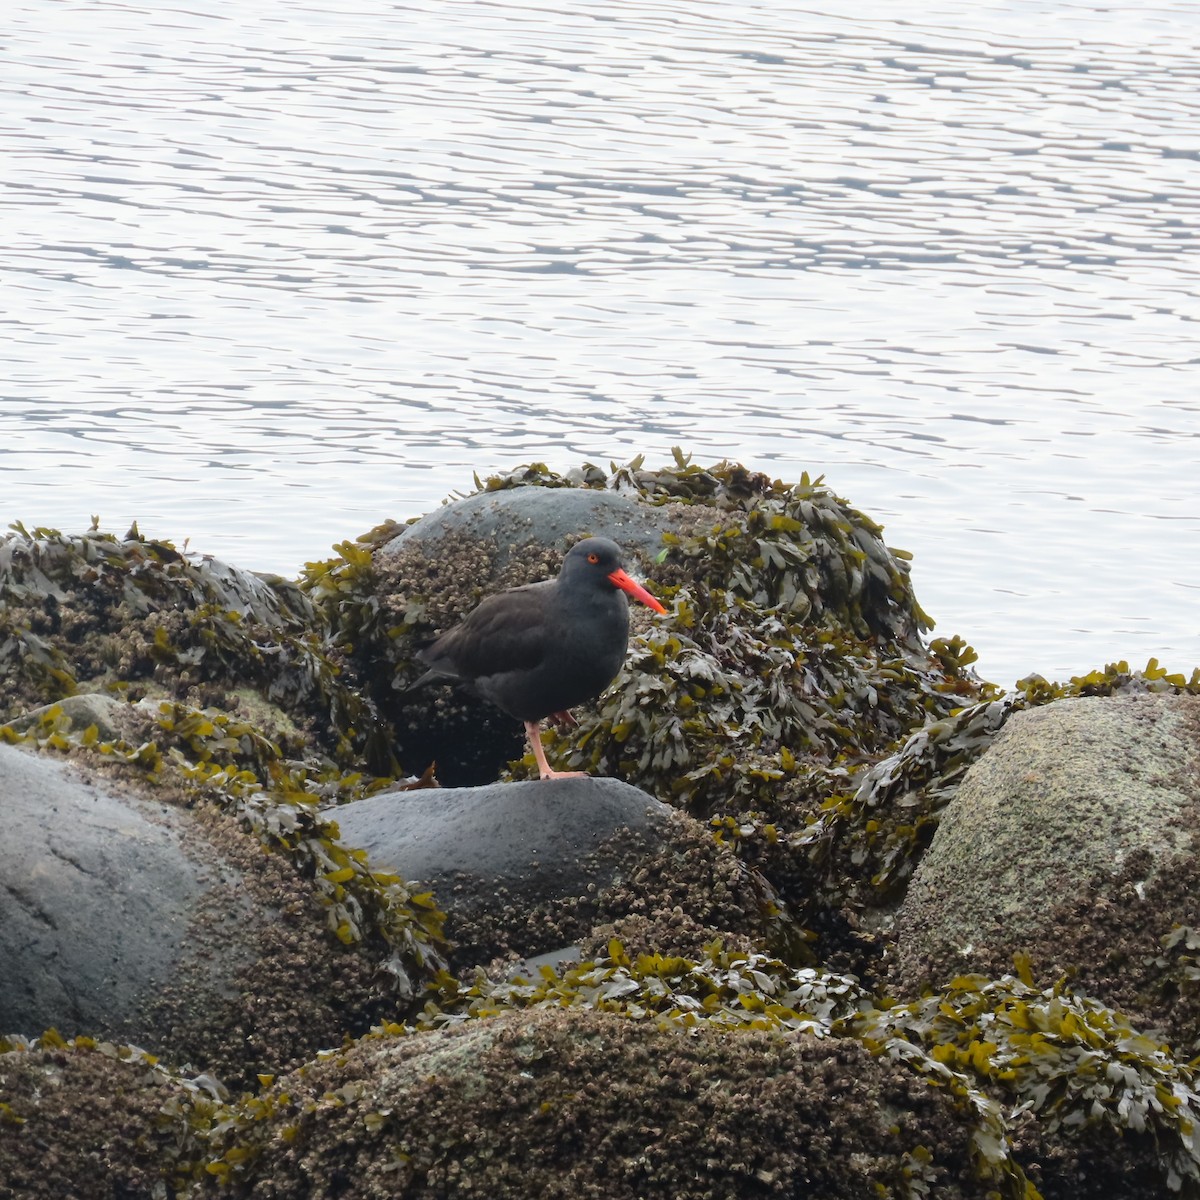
[607,568,667,614]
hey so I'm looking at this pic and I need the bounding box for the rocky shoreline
[2,454,1199,1199]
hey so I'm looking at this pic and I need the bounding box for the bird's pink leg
[524,720,587,781]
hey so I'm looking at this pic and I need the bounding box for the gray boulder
[6,694,136,743]
[332,776,669,888]
[331,778,764,967]
[380,486,672,568]
[0,743,393,1083]
[894,692,1200,1042]
[0,742,219,1038]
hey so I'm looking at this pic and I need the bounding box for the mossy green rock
[895,693,1200,1045]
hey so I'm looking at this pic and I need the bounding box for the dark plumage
[413,536,666,779]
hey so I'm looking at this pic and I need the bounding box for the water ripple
[2,0,1199,685]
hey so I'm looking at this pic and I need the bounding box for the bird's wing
[417,583,551,681]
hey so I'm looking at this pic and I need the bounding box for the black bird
[413,536,667,779]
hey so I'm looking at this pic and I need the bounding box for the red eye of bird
[587,552,599,564]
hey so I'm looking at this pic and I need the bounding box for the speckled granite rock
[894,692,1200,1043]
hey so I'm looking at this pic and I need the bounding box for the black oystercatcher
[412,536,667,780]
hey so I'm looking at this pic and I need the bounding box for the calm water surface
[3,0,1198,687]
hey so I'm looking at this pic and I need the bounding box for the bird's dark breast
[475,601,630,722]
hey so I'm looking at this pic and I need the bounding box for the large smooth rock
[331,778,763,967]
[0,744,392,1084]
[895,693,1200,1042]
[380,486,671,567]
[332,776,670,888]
[0,743,217,1037]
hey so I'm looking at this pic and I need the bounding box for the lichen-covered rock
[894,692,1200,1048]
[332,778,767,968]
[203,1007,985,1200]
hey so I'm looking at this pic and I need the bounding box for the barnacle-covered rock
[895,692,1200,1047]
[314,452,989,797]
[378,481,672,567]
[0,740,414,1086]
[415,945,1200,1198]
[202,1005,985,1200]
[332,779,769,969]
[0,1031,222,1200]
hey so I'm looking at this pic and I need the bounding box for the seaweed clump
[309,452,992,810]
[0,521,371,758]
[856,966,1200,1199]
[547,460,990,822]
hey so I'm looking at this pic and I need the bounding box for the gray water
[3,0,1198,688]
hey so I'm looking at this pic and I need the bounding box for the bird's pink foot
[524,720,588,781]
